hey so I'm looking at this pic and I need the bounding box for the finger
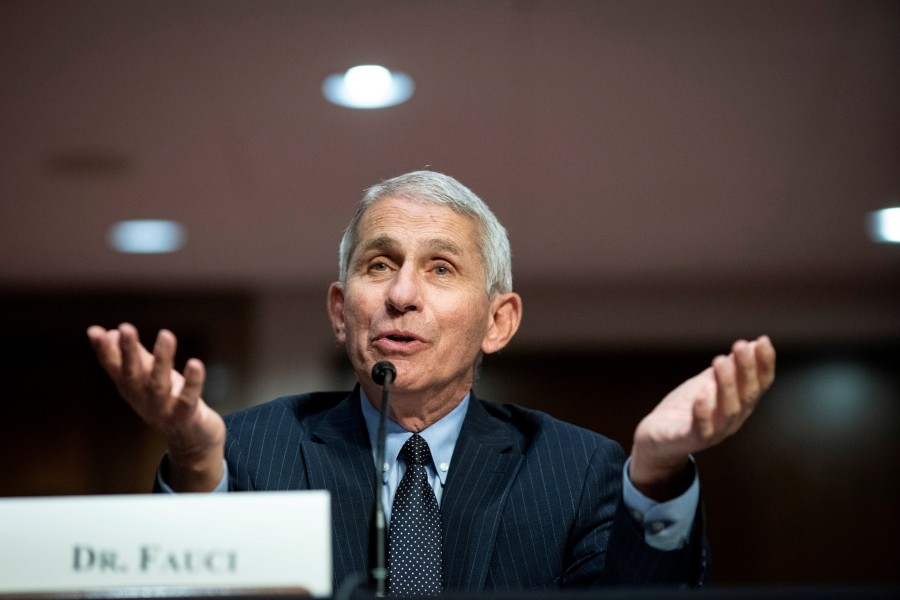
[118,322,145,381]
[149,329,177,399]
[755,335,776,390]
[171,358,206,421]
[692,386,716,442]
[87,325,122,373]
[713,353,740,425]
[86,324,107,346]
[733,339,761,405]
[183,359,206,401]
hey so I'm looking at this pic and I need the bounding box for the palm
[629,336,776,495]
[87,323,226,490]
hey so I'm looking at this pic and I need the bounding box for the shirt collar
[360,387,469,486]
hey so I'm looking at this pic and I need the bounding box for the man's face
[328,196,501,403]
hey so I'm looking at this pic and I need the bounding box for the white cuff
[156,458,229,494]
[621,457,699,551]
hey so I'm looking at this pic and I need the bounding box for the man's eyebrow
[425,238,465,257]
[356,236,465,257]
[357,235,399,257]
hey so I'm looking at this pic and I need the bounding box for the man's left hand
[629,335,776,500]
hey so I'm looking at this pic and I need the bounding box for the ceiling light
[108,220,185,254]
[322,65,414,109]
[866,206,900,243]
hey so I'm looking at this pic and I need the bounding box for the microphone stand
[370,361,395,597]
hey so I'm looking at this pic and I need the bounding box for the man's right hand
[87,323,226,492]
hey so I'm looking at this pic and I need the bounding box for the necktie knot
[400,433,431,467]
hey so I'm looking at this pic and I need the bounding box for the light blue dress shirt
[359,388,467,525]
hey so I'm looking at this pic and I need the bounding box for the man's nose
[386,264,421,313]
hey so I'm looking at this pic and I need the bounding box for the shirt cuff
[621,457,699,551]
[156,458,229,494]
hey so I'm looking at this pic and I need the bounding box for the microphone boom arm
[370,361,396,597]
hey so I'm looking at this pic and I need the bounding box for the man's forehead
[357,234,466,257]
[356,198,479,249]
[362,195,460,221]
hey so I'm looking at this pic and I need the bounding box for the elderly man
[88,170,775,594]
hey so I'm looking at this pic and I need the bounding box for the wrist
[165,443,225,493]
[629,452,693,501]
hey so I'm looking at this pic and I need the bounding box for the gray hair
[338,170,513,297]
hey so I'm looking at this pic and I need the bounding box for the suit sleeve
[564,442,710,587]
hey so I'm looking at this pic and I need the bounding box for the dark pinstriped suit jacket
[223,389,709,592]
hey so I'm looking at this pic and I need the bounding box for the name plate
[0,491,332,597]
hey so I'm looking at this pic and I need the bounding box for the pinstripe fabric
[221,388,709,592]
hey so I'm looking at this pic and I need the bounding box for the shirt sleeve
[621,457,699,551]
[155,459,230,494]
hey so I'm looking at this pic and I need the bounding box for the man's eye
[370,262,389,272]
[434,265,450,276]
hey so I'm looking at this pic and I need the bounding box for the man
[88,170,775,593]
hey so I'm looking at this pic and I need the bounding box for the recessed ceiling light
[322,65,414,109]
[866,207,900,243]
[108,219,185,254]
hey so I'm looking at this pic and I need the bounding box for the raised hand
[87,323,226,492]
[629,335,776,500]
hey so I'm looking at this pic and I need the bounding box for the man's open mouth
[386,334,415,342]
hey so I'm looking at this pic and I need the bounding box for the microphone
[371,361,396,386]
[369,360,395,597]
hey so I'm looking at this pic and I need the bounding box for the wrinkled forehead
[356,196,483,249]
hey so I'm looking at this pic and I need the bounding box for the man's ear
[481,292,522,355]
[327,282,347,343]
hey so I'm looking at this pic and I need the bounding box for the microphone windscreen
[371,361,397,386]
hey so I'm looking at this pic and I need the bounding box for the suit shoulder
[476,398,624,455]
[224,391,350,428]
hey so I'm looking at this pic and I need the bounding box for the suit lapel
[300,389,375,587]
[441,397,524,591]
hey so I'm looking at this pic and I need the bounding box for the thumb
[171,358,206,420]
[693,391,715,441]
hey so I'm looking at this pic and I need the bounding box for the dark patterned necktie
[388,434,443,596]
